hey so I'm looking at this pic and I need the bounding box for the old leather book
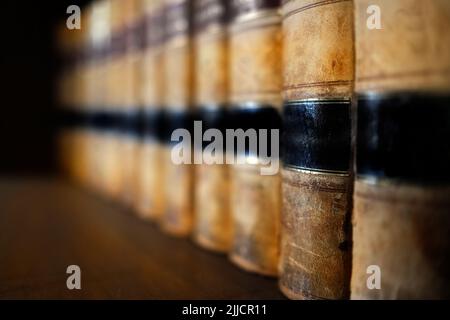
[57,23,82,183]
[279,0,354,299]
[160,0,195,236]
[351,0,450,299]
[85,0,118,197]
[192,0,232,252]
[105,0,128,201]
[228,0,282,276]
[119,0,144,207]
[77,6,93,189]
[96,0,123,199]
[135,0,167,221]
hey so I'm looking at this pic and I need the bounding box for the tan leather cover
[354,0,450,94]
[279,0,354,299]
[352,0,450,300]
[136,1,167,220]
[282,0,354,100]
[230,163,281,276]
[160,0,194,236]
[352,181,450,299]
[193,2,232,252]
[228,6,282,276]
[280,168,352,299]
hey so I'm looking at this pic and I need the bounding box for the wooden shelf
[0,178,284,299]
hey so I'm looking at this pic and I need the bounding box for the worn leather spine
[352,0,450,299]
[279,0,354,299]
[135,0,167,220]
[105,0,128,201]
[119,0,144,207]
[228,0,282,276]
[192,0,232,252]
[88,0,114,196]
[160,0,195,236]
[100,0,123,199]
[80,5,96,189]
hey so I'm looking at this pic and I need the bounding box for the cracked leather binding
[279,0,354,299]
[228,0,282,276]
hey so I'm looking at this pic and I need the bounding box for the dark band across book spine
[135,0,167,221]
[228,0,282,276]
[351,0,450,299]
[160,0,195,236]
[279,0,354,299]
[192,0,232,252]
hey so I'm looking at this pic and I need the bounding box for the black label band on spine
[142,108,166,143]
[90,111,122,133]
[357,92,450,184]
[194,106,228,150]
[282,99,352,173]
[162,109,195,146]
[120,109,145,139]
[59,109,168,141]
[228,105,282,158]
[59,109,123,134]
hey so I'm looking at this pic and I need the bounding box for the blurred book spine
[160,0,195,236]
[351,0,450,299]
[135,0,167,221]
[107,0,128,200]
[279,0,354,300]
[120,0,144,206]
[192,0,232,253]
[228,0,282,276]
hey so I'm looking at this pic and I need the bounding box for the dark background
[0,0,90,175]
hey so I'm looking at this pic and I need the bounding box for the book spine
[120,0,144,206]
[161,0,195,236]
[107,0,128,200]
[87,0,114,196]
[99,0,123,199]
[82,4,94,190]
[57,24,78,180]
[279,0,354,299]
[351,0,450,299]
[228,0,282,276]
[192,0,232,252]
[136,0,167,220]
[75,8,92,188]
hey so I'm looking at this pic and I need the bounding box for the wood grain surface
[0,178,284,299]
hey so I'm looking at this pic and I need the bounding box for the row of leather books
[57,0,450,299]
